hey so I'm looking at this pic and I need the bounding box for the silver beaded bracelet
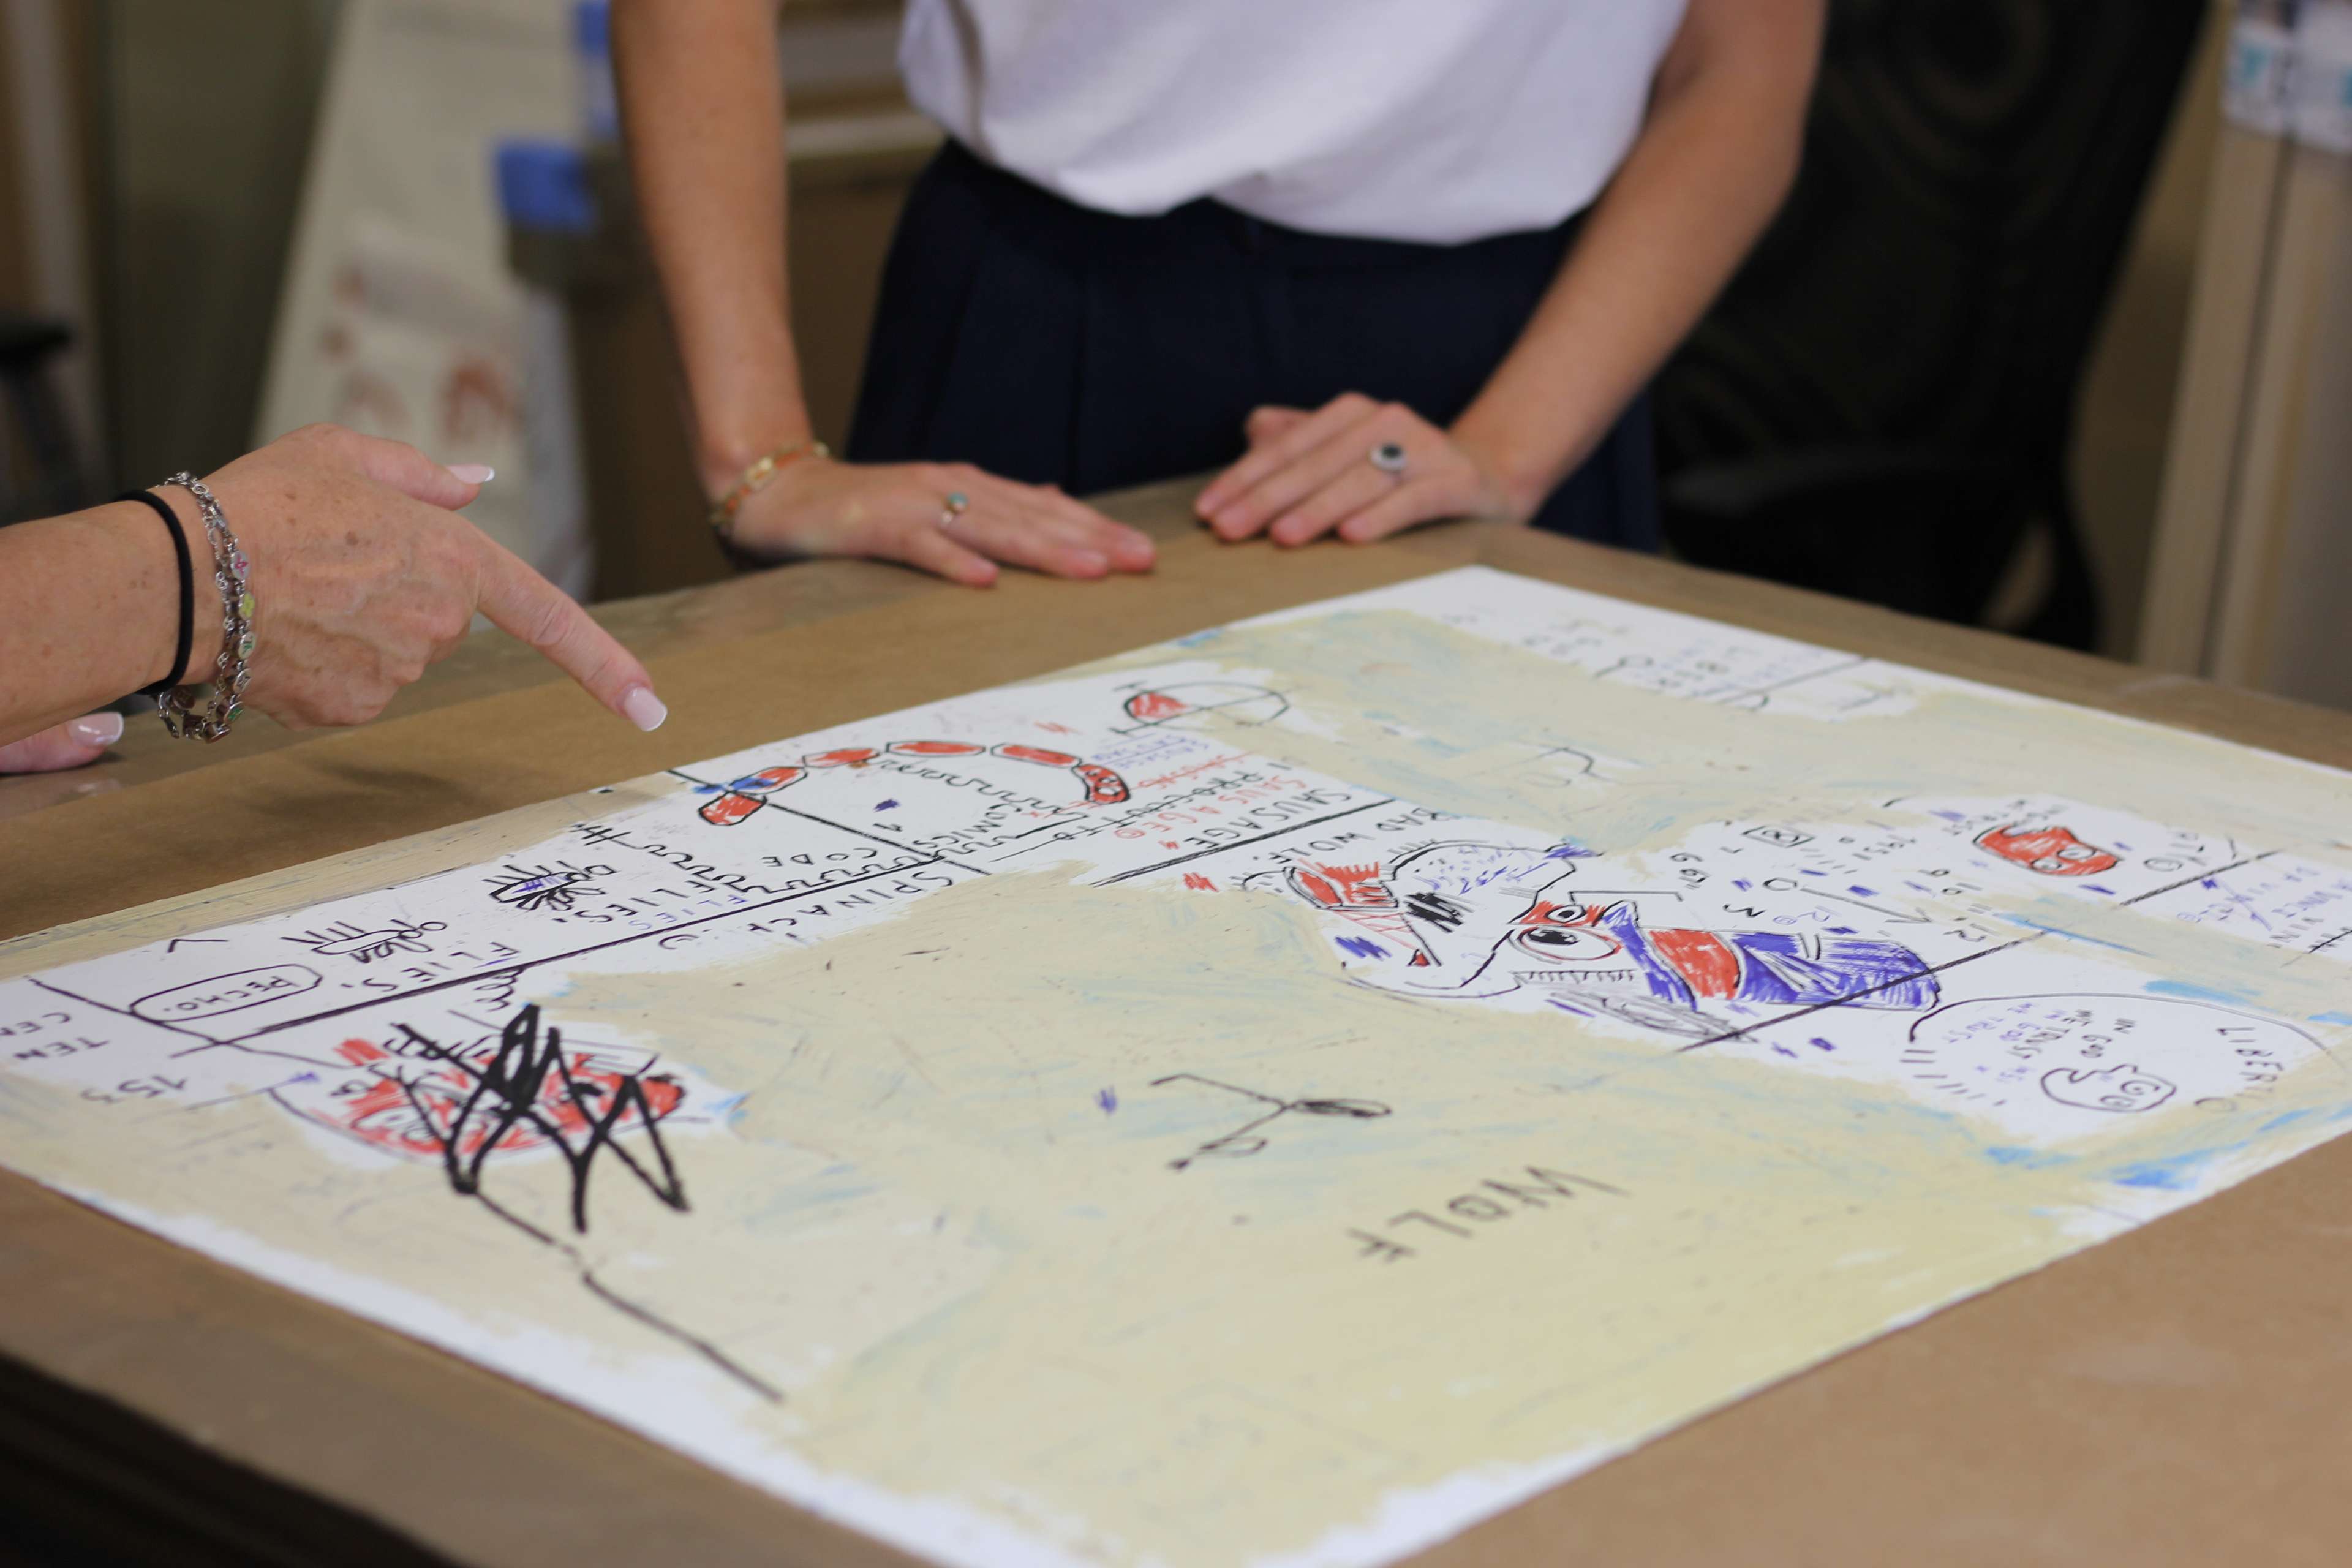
[156,471,255,742]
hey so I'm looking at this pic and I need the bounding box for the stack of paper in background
[2226,0,2352,149]
[253,0,598,599]
[2139,0,2352,710]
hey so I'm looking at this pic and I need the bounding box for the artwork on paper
[2,564,2350,1568]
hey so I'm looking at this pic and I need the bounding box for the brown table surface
[3,481,2350,1568]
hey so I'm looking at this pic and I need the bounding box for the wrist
[698,413,818,502]
[165,486,232,677]
[95,494,222,691]
[1449,410,1574,523]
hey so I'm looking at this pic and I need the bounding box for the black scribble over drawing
[282,918,447,965]
[483,862,611,913]
[389,1005,688,1234]
[306,1005,778,1402]
[1152,1072,1390,1172]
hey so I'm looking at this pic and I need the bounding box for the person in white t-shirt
[613,1,1822,585]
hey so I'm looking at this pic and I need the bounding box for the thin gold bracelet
[708,437,831,543]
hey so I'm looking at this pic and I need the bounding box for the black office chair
[0,309,84,525]
[1653,0,2209,650]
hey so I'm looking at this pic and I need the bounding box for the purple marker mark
[1772,1044,1797,1058]
[2084,884,2117,897]
[1336,935,1389,960]
[875,799,900,812]
[1096,1088,1117,1114]
[1848,884,1878,897]
[1809,1036,1836,1052]
[1732,878,1753,891]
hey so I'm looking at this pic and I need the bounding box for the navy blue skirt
[848,141,1659,549]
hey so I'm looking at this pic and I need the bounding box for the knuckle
[527,595,573,652]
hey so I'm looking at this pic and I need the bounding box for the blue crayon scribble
[2110,1145,2241,1191]
[875,798,900,812]
[1848,885,1878,897]
[1336,936,1390,960]
[2002,916,2147,955]
[2311,1011,2352,1027]
[1809,1036,1837,1052]
[1096,1088,1117,1115]
[1985,1145,2072,1169]
[2144,979,2257,1005]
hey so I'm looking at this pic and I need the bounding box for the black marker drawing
[1150,1072,1389,1171]
[484,862,612,913]
[1116,681,1290,734]
[270,1005,778,1402]
[284,918,448,965]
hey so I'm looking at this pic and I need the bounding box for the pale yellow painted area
[546,865,2343,1561]
[2,599,2350,1566]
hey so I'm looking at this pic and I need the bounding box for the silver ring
[1369,441,1409,478]
[939,489,970,529]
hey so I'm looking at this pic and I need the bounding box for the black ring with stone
[1370,440,1409,478]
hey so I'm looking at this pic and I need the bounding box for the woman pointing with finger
[0,423,667,767]
[613,0,1821,567]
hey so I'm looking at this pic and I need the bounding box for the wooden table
[4,481,2350,1567]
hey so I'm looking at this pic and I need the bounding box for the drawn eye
[1512,926,1619,963]
[2057,844,2095,861]
[2032,857,2064,871]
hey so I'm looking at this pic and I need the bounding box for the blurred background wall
[2,0,2340,699]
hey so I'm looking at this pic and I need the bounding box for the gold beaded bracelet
[707,437,831,544]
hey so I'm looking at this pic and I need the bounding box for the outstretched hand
[200,424,666,732]
[1195,393,1527,546]
[722,455,1156,587]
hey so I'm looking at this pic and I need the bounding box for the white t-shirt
[899,0,1691,246]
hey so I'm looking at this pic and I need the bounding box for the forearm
[0,496,219,747]
[1452,0,1824,513]
[612,0,807,494]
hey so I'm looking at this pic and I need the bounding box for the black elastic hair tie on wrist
[117,488,195,697]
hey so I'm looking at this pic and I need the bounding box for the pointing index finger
[472,537,665,730]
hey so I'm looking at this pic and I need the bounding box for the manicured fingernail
[447,463,496,484]
[620,687,666,732]
[67,712,124,747]
[1070,550,1109,576]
